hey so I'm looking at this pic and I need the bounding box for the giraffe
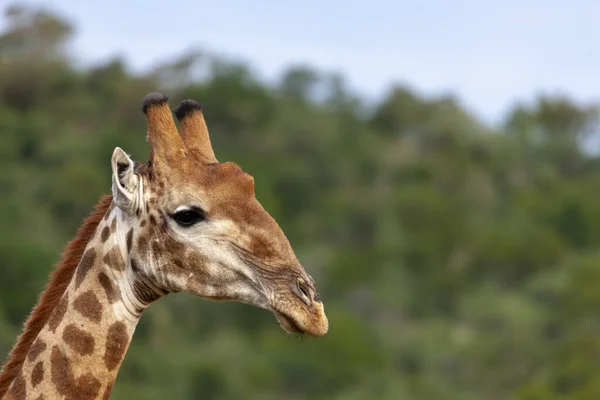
[0,92,329,400]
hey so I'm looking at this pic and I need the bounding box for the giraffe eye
[171,208,206,227]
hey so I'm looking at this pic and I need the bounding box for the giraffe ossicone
[0,92,328,400]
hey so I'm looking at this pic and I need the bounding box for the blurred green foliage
[2,4,600,399]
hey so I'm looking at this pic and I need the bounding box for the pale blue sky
[12,0,600,125]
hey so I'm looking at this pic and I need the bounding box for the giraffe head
[111,93,328,336]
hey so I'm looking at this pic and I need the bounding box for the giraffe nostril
[296,280,309,298]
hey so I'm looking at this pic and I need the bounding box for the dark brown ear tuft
[142,92,169,114]
[174,100,204,121]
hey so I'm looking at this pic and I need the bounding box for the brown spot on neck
[62,324,95,356]
[104,322,129,371]
[27,339,46,363]
[75,249,97,289]
[0,195,112,397]
[50,346,101,400]
[48,294,69,333]
[73,291,103,323]
[50,346,70,395]
[98,272,120,304]
[100,226,110,242]
[103,246,125,271]
[31,362,43,387]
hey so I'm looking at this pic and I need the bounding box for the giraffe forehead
[189,161,255,196]
[147,161,256,209]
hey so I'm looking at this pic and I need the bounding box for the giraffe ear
[111,147,139,213]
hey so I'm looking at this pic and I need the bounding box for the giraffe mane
[0,194,113,397]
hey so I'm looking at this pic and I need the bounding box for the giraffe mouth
[272,310,305,335]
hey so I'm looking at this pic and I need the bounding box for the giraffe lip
[272,310,305,335]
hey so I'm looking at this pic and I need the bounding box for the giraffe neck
[3,204,154,400]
